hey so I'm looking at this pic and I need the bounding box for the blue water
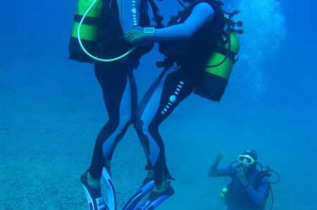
[1,0,316,209]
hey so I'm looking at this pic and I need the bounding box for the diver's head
[237,150,258,171]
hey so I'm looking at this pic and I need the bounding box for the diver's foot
[87,171,101,189]
[122,177,155,210]
[136,184,174,210]
[80,172,109,210]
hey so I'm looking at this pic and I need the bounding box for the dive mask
[238,154,255,166]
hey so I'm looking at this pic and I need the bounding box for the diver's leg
[81,61,131,210]
[123,68,173,210]
[131,67,194,209]
[137,67,195,189]
[82,62,136,210]
[88,61,133,181]
[133,68,170,180]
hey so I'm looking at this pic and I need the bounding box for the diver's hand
[125,27,155,44]
[125,28,145,44]
[213,153,224,165]
[236,167,248,186]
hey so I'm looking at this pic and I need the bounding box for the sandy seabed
[1,57,317,210]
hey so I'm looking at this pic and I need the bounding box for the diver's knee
[96,118,120,141]
[107,118,120,131]
[148,123,159,136]
[133,118,143,131]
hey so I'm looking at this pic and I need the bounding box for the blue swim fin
[135,185,174,210]
[102,168,117,210]
[122,179,155,210]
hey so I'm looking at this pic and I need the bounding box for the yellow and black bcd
[194,33,240,101]
[69,0,103,63]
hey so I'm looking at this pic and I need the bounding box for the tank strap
[213,46,238,62]
[74,14,100,25]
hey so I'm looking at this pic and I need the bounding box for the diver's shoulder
[193,2,215,14]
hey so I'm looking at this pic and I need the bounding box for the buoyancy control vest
[159,0,225,66]
[221,163,280,210]
[69,0,153,63]
[223,169,269,210]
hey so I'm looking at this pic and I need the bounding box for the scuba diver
[209,150,280,210]
[69,0,161,209]
[123,0,243,209]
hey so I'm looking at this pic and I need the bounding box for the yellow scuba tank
[194,33,240,101]
[206,33,240,80]
[69,0,103,63]
[69,0,138,63]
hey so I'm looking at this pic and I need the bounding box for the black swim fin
[122,178,155,210]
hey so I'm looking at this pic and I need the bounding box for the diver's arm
[154,3,214,41]
[209,153,235,177]
[245,178,269,205]
[118,0,142,33]
[209,165,234,177]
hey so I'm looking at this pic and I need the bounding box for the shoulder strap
[103,0,116,9]
[148,0,164,27]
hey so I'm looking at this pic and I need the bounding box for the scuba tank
[69,0,103,63]
[69,0,140,63]
[194,32,240,101]
[194,11,243,101]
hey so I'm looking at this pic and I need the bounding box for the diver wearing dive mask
[209,150,272,210]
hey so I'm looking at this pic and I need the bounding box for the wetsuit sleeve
[245,177,269,205]
[118,0,142,33]
[209,164,235,177]
[154,3,214,41]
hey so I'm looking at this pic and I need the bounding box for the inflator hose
[77,0,137,62]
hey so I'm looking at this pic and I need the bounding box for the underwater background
[0,0,316,209]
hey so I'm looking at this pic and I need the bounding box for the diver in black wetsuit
[72,0,153,209]
[209,150,271,210]
[124,0,240,209]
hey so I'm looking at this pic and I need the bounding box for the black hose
[203,32,231,68]
[177,0,187,8]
